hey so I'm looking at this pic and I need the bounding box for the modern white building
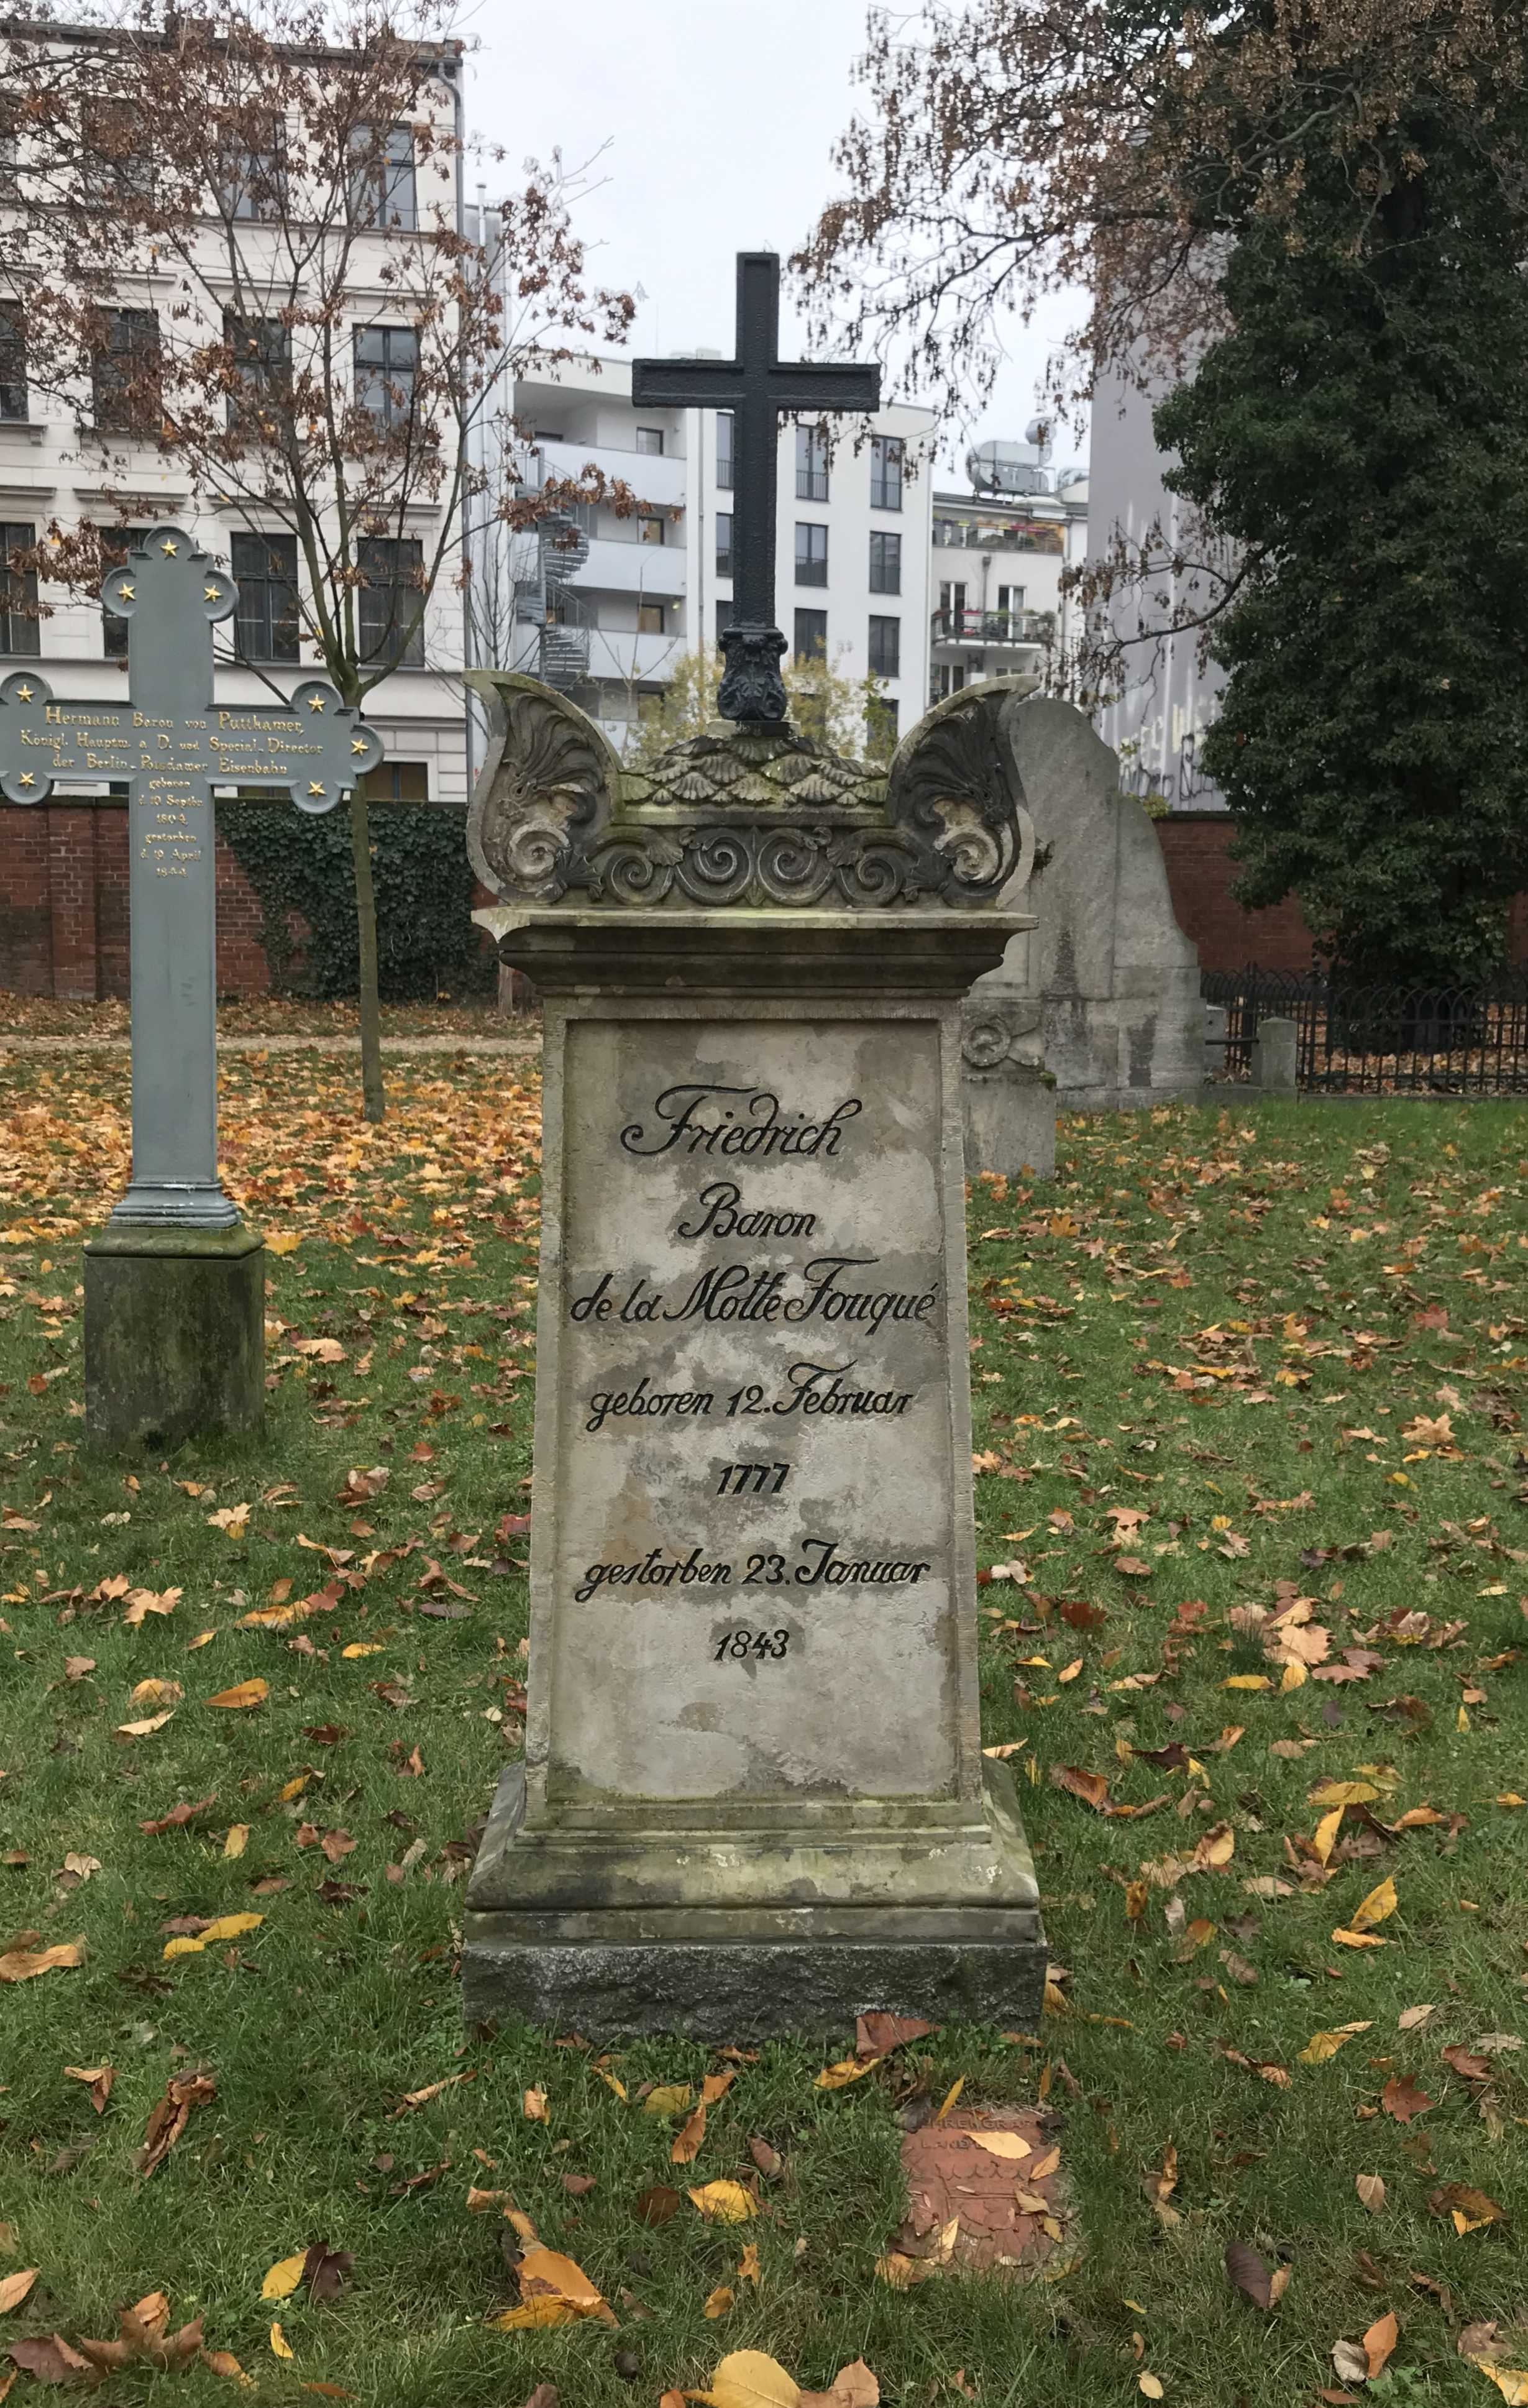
[467,332,935,763]
[0,29,469,814]
[928,440,1089,703]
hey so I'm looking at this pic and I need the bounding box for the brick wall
[0,799,273,999]
[1155,812,1528,973]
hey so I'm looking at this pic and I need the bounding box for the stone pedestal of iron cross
[0,528,382,1445]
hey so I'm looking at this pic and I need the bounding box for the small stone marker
[0,529,381,1443]
[1250,1014,1299,1096]
[460,257,1046,2038]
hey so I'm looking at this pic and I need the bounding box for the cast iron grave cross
[631,252,880,723]
[0,529,382,1229]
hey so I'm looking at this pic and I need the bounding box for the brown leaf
[521,2390,560,2408]
[1442,2044,1493,2082]
[1356,2174,1386,2214]
[1381,2076,1434,2125]
[1363,2312,1399,2378]
[139,1795,217,1836]
[671,2103,707,2164]
[748,2136,783,2180]
[634,2185,682,2227]
[0,1941,84,1984]
[6,2335,93,2385]
[135,2069,216,2176]
[63,2065,115,2115]
[856,2012,934,2059]
[1050,1763,1111,1810]
[1225,2239,1284,2311]
[301,2243,352,2302]
[0,2271,37,2315]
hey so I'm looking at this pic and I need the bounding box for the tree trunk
[349,785,385,1124]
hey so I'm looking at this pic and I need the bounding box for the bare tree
[20,1,631,1119]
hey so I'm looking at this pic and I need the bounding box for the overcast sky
[464,0,1087,483]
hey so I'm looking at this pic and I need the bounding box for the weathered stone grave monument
[461,255,1046,2038]
[0,530,380,1444]
[966,692,1203,1117]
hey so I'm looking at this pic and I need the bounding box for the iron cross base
[84,1222,265,1450]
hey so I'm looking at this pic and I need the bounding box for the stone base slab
[83,1222,265,1449]
[462,1765,1046,2039]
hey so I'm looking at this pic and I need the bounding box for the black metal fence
[1202,968,1528,1094]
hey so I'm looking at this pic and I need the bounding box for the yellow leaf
[277,1775,308,1803]
[1356,2174,1386,2213]
[1308,1781,1378,1806]
[1224,1675,1271,1691]
[116,1712,175,1737]
[689,2181,757,2224]
[0,2269,38,2314]
[341,1642,384,1659]
[130,1677,183,1708]
[934,2076,964,2124]
[206,1679,268,1710]
[523,2087,549,2122]
[1475,2371,1528,2406]
[698,2350,801,2408]
[1332,1928,1389,1949]
[738,2243,761,2286]
[201,1912,263,1944]
[223,1825,250,1859]
[1350,1875,1398,1931]
[187,1630,217,1650]
[266,1232,303,1256]
[1280,1661,1307,1692]
[1058,1658,1084,1683]
[644,2084,695,2116]
[703,2286,736,2320]
[268,2323,294,2360]
[1457,1705,1471,1733]
[516,2246,608,2313]
[1312,1806,1344,1866]
[1299,2023,1373,2065]
[489,2297,582,2330]
[595,2067,629,2102]
[1140,2379,1165,2401]
[1029,2148,1061,2179]
[162,1934,208,1960]
[814,2058,877,2091]
[261,2256,306,2303]
[969,2130,1032,2161]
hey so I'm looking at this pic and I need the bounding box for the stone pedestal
[83,1224,265,1449]
[462,913,1046,2038]
[960,996,1056,1180]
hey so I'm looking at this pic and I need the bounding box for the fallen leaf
[748,2138,783,2181]
[6,2336,93,2384]
[1364,2312,1399,2378]
[116,1711,175,1739]
[698,2352,799,2408]
[261,2256,306,2303]
[703,2286,736,2320]
[0,2273,37,2315]
[1356,2174,1386,2213]
[1225,2239,1288,2311]
[1332,2340,1370,2386]
[800,2365,880,2408]
[644,2085,694,2118]
[301,2244,352,2303]
[269,2323,294,2360]
[634,2186,682,2227]
[1398,2004,1435,2031]
[62,2065,114,2113]
[1381,2076,1434,2125]
[1350,1875,1398,1931]
[969,2130,1032,2161]
[136,2069,216,2176]
[222,1825,250,1859]
[1475,2373,1528,2407]
[1050,1764,1111,1810]
[523,2087,549,2122]
[490,2245,615,2330]
[206,1680,268,1711]
[1299,2024,1373,2066]
[815,2058,879,2091]
[672,2104,707,2164]
[0,1941,83,1984]
[689,2182,757,2223]
[856,2013,933,2059]
[1139,2381,1164,2402]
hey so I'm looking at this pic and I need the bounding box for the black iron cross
[631,252,880,725]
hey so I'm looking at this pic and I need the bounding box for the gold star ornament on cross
[16,682,32,702]
[308,781,325,797]
[350,737,368,755]
[19,771,34,788]
[204,585,221,602]
[160,538,179,556]
[118,582,135,600]
[307,695,326,713]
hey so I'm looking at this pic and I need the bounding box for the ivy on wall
[220,800,492,1000]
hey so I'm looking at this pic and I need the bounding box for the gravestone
[461,254,1046,2039]
[0,529,381,1444]
[966,689,1203,1111]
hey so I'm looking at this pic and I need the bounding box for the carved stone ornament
[960,994,1044,1069]
[466,670,1040,913]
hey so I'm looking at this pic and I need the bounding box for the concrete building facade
[928,465,1089,705]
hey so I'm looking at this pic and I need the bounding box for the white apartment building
[0,35,469,813]
[469,339,935,762]
[929,444,1089,703]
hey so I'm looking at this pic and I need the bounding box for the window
[866,695,899,758]
[996,582,1025,625]
[348,122,416,230]
[103,526,150,657]
[794,522,828,587]
[937,579,968,636]
[715,598,733,644]
[716,411,734,490]
[232,532,299,664]
[795,424,828,501]
[715,513,733,579]
[634,426,665,456]
[638,602,666,635]
[871,434,904,511]
[357,534,424,667]
[216,113,285,220]
[354,324,418,430]
[935,663,966,700]
[639,513,666,546]
[93,308,162,436]
[0,522,39,656]
[0,305,25,422]
[869,530,900,596]
[867,615,900,678]
[82,99,154,200]
[361,758,429,802]
[794,608,826,661]
[225,315,291,437]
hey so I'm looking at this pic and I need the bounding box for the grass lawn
[0,1048,1524,2408]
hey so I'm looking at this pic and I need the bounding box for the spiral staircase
[514,510,591,692]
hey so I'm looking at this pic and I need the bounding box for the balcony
[533,436,685,511]
[931,607,1055,651]
[568,533,686,600]
[931,521,1064,556]
[586,628,684,682]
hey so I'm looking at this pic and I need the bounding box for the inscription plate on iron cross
[0,529,382,1229]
